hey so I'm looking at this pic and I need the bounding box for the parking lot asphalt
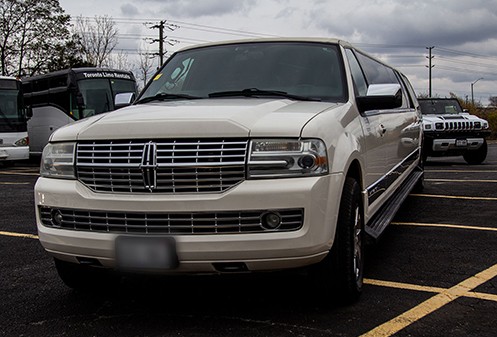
[1,145,496,337]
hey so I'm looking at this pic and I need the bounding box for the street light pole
[471,77,483,106]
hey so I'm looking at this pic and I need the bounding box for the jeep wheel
[54,258,119,290]
[463,140,487,165]
[312,177,364,304]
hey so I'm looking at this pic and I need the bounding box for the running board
[365,169,423,241]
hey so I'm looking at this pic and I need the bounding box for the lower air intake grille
[39,207,304,235]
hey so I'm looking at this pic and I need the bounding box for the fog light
[261,212,282,229]
[51,210,63,227]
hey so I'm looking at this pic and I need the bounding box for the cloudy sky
[59,0,497,105]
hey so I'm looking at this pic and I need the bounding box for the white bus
[0,76,29,163]
[23,68,137,155]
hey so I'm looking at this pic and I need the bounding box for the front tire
[463,140,487,164]
[312,177,364,304]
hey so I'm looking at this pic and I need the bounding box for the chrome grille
[444,121,474,131]
[76,139,248,193]
[39,207,304,234]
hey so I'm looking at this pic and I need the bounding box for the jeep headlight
[40,142,76,179]
[248,139,328,178]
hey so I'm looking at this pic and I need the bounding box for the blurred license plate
[116,236,178,271]
[456,139,468,147]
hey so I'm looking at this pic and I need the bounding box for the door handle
[380,124,387,135]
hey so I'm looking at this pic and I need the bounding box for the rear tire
[463,140,487,165]
[312,177,364,304]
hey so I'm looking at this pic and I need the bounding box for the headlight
[424,124,432,130]
[14,137,29,147]
[248,139,328,178]
[40,142,76,179]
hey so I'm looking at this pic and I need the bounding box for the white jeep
[35,38,423,303]
[419,98,490,164]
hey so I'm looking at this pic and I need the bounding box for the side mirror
[462,108,470,115]
[356,84,402,113]
[114,92,136,109]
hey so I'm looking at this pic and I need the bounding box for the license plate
[456,139,468,147]
[116,236,178,271]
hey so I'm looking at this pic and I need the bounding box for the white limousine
[35,38,423,303]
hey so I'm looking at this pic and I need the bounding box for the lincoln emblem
[140,141,158,192]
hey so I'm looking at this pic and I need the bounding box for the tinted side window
[345,49,368,96]
[355,52,398,85]
[398,73,417,109]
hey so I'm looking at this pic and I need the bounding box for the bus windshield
[75,78,137,119]
[0,79,25,133]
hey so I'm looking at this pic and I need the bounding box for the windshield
[0,81,26,132]
[75,78,136,119]
[419,99,463,115]
[140,42,346,103]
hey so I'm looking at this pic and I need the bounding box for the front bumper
[0,146,29,161]
[424,131,489,155]
[35,174,342,273]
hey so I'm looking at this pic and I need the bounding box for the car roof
[176,37,351,52]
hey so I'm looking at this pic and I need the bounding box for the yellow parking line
[410,193,497,201]
[465,292,497,302]
[392,222,497,232]
[0,171,38,176]
[0,182,30,185]
[426,179,497,183]
[364,278,445,294]
[364,279,497,303]
[425,170,497,173]
[0,231,38,239]
[361,263,497,337]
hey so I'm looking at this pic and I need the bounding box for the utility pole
[426,46,435,97]
[151,20,166,66]
[148,20,180,68]
[471,78,483,106]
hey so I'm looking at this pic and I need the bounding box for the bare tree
[75,15,118,67]
[488,96,497,107]
[107,49,131,70]
[137,45,155,88]
[0,0,73,76]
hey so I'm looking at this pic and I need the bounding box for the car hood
[51,99,340,141]
[423,114,485,123]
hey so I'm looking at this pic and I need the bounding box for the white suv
[35,38,423,303]
[419,98,490,164]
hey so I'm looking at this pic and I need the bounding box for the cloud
[121,3,140,17]
[140,0,257,18]
[309,0,497,47]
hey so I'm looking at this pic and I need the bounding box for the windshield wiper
[208,88,321,101]
[135,93,203,104]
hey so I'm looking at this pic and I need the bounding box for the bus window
[77,79,114,117]
[23,68,137,155]
[111,79,137,98]
[0,77,29,162]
